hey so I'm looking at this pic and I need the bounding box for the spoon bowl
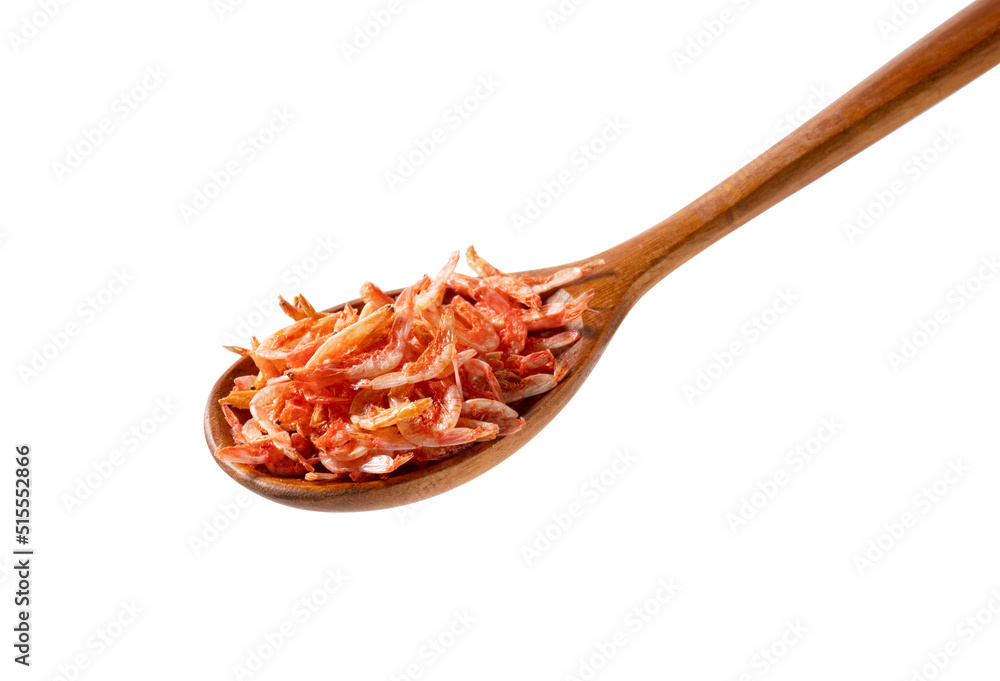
[205,0,1000,511]
[205,263,621,511]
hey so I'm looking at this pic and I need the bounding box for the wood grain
[205,0,1000,511]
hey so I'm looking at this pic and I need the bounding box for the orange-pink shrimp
[361,307,456,390]
[521,259,606,295]
[464,246,541,307]
[361,281,394,308]
[446,273,478,299]
[450,295,499,353]
[349,387,432,430]
[307,451,413,480]
[303,304,394,369]
[214,405,274,464]
[347,427,418,451]
[460,398,525,435]
[291,288,415,385]
[277,294,324,321]
[523,330,580,353]
[478,275,541,309]
[521,289,594,331]
[543,289,584,382]
[470,286,528,352]
[256,418,315,472]
[397,381,498,447]
[358,452,414,475]
[232,374,256,391]
[496,350,555,376]
[465,245,504,278]
[253,307,345,367]
[496,371,558,403]
[249,382,299,424]
[415,251,459,316]
[264,432,319,476]
[460,358,503,401]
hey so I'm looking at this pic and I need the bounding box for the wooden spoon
[205,0,1000,511]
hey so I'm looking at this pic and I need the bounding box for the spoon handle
[603,0,1000,307]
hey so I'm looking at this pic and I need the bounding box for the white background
[2,0,999,679]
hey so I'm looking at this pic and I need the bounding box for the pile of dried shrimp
[215,247,602,481]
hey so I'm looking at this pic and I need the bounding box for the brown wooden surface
[205,0,1000,511]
